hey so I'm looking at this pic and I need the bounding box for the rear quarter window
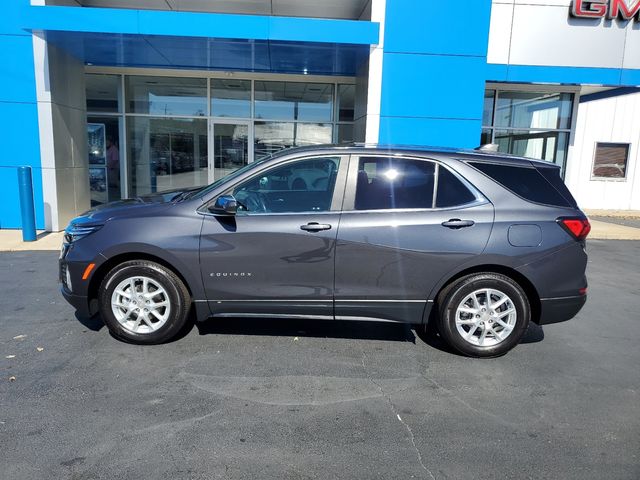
[436,166,478,208]
[469,162,572,208]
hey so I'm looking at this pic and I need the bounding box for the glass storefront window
[125,76,207,117]
[253,122,332,158]
[87,73,355,199]
[213,123,249,181]
[211,79,251,118]
[86,74,121,113]
[254,81,333,122]
[483,90,495,127]
[336,123,354,143]
[127,117,208,197]
[493,130,569,173]
[480,128,492,146]
[337,84,355,122]
[495,91,573,130]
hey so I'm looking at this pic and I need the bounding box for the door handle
[300,222,332,232]
[441,219,475,229]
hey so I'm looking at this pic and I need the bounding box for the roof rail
[475,143,499,153]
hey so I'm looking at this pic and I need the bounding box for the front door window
[231,156,341,214]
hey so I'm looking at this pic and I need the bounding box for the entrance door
[210,121,252,184]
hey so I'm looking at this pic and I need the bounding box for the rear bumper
[538,294,587,325]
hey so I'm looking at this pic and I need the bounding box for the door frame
[208,119,254,184]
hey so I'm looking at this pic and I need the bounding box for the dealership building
[1,0,639,231]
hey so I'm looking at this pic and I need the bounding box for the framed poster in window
[88,123,106,165]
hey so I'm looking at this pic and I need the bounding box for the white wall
[488,0,639,69]
[565,92,640,210]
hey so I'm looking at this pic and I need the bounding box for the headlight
[64,223,103,243]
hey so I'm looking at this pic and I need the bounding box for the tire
[437,273,530,358]
[98,260,191,344]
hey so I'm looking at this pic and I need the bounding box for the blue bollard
[17,166,37,242]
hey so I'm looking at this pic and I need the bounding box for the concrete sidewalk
[0,230,64,251]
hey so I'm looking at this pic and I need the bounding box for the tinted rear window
[469,162,571,207]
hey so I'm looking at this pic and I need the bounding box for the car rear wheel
[437,273,530,357]
[98,260,191,344]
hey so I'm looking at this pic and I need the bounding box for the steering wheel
[236,190,268,213]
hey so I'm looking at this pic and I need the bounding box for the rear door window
[469,162,572,207]
[355,157,435,210]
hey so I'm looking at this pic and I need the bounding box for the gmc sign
[571,0,640,20]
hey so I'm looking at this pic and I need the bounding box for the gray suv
[59,145,589,357]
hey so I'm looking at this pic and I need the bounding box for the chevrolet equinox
[60,144,589,357]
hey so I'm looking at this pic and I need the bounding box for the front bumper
[538,294,587,325]
[59,244,103,317]
[60,286,93,318]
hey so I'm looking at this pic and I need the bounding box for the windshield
[183,154,275,200]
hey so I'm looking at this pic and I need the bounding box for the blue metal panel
[0,100,45,230]
[44,31,369,76]
[621,69,640,86]
[379,117,482,149]
[25,5,379,45]
[384,0,492,57]
[378,0,492,148]
[0,34,38,104]
[487,64,640,88]
[0,0,44,230]
[380,53,486,120]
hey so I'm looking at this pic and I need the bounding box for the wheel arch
[88,252,194,310]
[425,264,541,326]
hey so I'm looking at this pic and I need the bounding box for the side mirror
[208,195,238,216]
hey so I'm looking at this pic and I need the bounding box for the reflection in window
[213,123,249,181]
[493,130,569,172]
[482,90,494,126]
[355,157,436,210]
[86,74,121,113]
[232,157,341,214]
[337,84,355,121]
[481,88,574,175]
[495,91,573,130]
[254,81,333,122]
[127,117,208,197]
[125,76,207,116]
[211,79,251,118]
[336,123,354,143]
[253,122,332,158]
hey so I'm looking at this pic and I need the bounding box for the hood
[70,186,200,226]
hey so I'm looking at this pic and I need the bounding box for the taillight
[557,217,591,241]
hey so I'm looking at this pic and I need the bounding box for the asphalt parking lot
[1,240,639,480]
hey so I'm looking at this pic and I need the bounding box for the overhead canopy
[26,5,379,76]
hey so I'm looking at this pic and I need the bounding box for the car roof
[271,143,559,169]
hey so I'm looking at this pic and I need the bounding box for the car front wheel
[98,260,191,344]
[437,273,530,357]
